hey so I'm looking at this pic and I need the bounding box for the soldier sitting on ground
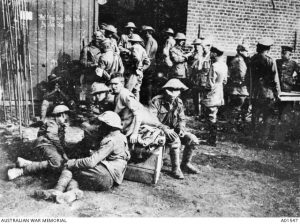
[33,111,130,204]
[150,78,200,179]
[8,105,70,180]
[65,111,130,192]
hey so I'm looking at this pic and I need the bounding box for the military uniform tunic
[276,59,300,92]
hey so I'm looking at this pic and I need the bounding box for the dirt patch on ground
[0,118,299,217]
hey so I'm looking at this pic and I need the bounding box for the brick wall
[186,0,300,62]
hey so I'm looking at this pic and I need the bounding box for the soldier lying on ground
[8,105,70,181]
[150,78,200,179]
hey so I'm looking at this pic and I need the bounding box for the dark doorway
[98,0,188,36]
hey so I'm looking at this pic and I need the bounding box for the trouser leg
[168,138,184,179]
[41,100,50,122]
[74,164,114,191]
[192,88,200,116]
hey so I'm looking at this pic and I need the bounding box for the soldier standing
[118,22,136,55]
[126,34,150,101]
[79,31,104,107]
[97,38,124,80]
[249,38,280,139]
[201,45,228,146]
[190,38,205,117]
[227,44,250,125]
[104,25,120,55]
[150,79,200,179]
[142,26,158,104]
[169,33,193,83]
[276,46,300,119]
[162,28,176,70]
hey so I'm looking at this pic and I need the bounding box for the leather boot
[180,146,200,174]
[54,169,73,192]
[56,179,83,204]
[23,161,49,175]
[34,189,62,201]
[169,148,184,179]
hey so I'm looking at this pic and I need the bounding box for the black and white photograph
[0,0,299,221]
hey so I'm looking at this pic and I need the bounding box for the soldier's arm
[142,52,151,71]
[98,56,110,80]
[170,48,186,63]
[118,36,127,52]
[118,57,125,75]
[68,138,114,169]
[272,59,281,97]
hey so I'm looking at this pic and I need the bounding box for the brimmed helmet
[98,111,122,129]
[162,78,188,91]
[52,105,69,115]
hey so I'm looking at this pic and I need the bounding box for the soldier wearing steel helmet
[142,26,158,104]
[201,45,228,146]
[65,111,130,191]
[150,78,200,179]
[227,43,250,125]
[125,34,150,101]
[104,24,120,55]
[248,37,280,139]
[79,30,104,108]
[189,38,206,117]
[8,105,70,181]
[118,22,137,55]
[96,38,124,81]
[169,33,193,81]
[162,28,176,69]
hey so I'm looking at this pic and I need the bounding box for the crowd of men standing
[6,21,300,204]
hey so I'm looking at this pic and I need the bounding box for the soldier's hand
[164,128,179,141]
[129,133,139,144]
[65,159,76,169]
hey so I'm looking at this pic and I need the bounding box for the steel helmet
[125,22,136,29]
[128,34,143,42]
[192,38,202,45]
[174,33,186,40]
[48,74,61,83]
[98,111,123,129]
[142,25,155,32]
[91,82,110,94]
[165,28,174,34]
[104,25,117,34]
[162,78,188,91]
[52,105,70,115]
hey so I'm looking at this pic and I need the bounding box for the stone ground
[0,116,299,217]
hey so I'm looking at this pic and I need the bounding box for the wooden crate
[124,146,163,185]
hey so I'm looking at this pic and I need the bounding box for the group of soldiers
[6,22,300,204]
